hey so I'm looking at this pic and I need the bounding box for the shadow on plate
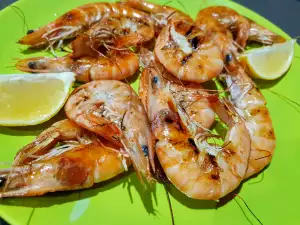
[0,169,159,215]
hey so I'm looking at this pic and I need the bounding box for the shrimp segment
[0,143,129,198]
[64,80,154,181]
[155,20,224,83]
[224,62,276,178]
[19,3,154,48]
[16,50,139,82]
[139,55,250,199]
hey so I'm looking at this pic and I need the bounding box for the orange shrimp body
[0,119,130,198]
[19,3,154,48]
[155,20,224,83]
[0,143,130,197]
[16,50,139,82]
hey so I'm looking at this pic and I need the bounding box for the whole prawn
[16,49,139,82]
[19,3,154,48]
[64,80,154,182]
[0,120,130,197]
[139,51,250,199]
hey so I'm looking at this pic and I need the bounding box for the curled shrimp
[0,119,130,197]
[19,3,154,48]
[139,59,251,200]
[123,0,193,35]
[16,49,139,82]
[196,6,285,50]
[223,59,276,178]
[155,20,224,83]
[64,80,154,182]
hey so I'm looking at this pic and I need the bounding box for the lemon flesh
[240,39,295,80]
[0,72,75,126]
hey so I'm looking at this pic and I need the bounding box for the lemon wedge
[0,72,75,126]
[239,39,295,80]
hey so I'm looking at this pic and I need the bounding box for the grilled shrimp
[139,59,251,200]
[64,80,154,181]
[0,143,130,198]
[0,119,130,197]
[155,20,224,83]
[19,3,154,48]
[16,50,139,82]
[223,60,276,178]
[196,6,285,50]
[123,0,193,35]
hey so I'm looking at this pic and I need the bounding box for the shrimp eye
[153,76,159,84]
[225,54,233,64]
[27,29,35,35]
[188,138,197,148]
[190,37,199,50]
[0,177,6,187]
[28,61,37,69]
[141,145,149,157]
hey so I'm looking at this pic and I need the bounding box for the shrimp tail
[247,19,286,44]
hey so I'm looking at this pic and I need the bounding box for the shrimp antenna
[10,5,29,35]
[234,194,263,225]
[248,172,265,185]
[162,0,173,7]
[175,0,187,14]
[266,89,300,114]
[164,184,176,225]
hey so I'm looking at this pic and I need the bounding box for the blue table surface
[0,0,299,225]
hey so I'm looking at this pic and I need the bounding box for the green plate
[0,0,299,224]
